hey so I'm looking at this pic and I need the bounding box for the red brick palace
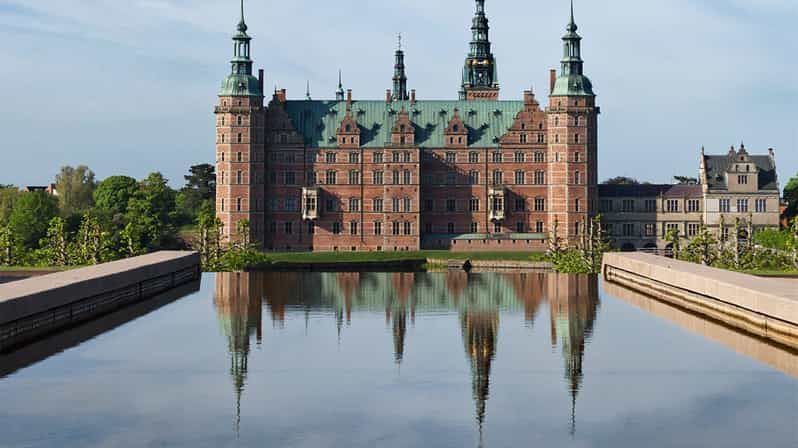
[215,0,599,251]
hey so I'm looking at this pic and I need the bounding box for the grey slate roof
[703,155,779,191]
[283,100,525,149]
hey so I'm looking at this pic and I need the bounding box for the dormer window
[453,124,459,132]
[345,124,352,132]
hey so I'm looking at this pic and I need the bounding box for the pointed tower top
[566,0,578,33]
[237,0,248,33]
[306,80,312,100]
[397,33,402,51]
[336,70,345,101]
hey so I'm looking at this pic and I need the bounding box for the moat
[1,272,795,447]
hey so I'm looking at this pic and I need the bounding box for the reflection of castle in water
[213,271,599,437]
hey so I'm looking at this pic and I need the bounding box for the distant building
[599,145,780,250]
[22,184,58,196]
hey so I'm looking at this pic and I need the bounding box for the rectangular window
[307,221,315,234]
[534,171,545,185]
[687,199,700,213]
[393,170,401,185]
[575,198,582,212]
[307,171,317,186]
[645,200,657,213]
[719,199,730,213]
[514,152,525,163]
[332,222,341,235]
[469,152,479,163]
[622,199,634,212]
[534,198,546,212]
[446,199,456,212]
[471,222,479,233]
[687,223,699,237]
[284,171,296,185]
[737,199,748,213]
[326,153,336,163]
[349,198,360,212]
[392,221,401,235]
[349,170,360,185]
[374,221,382,235]
[515,199,526,212]
[392,152,401,163]
[349,152,360,164]
[574,152,581,163]
[403,170,411,185]
[374,171,384,185]
[492,152,502,163]
[373,198,384,212]
[468,170,480,185]
[535,221,544,233]
[373,152,383,163]
[469,198,480,212]
[755,199,767,213]
[350,221,358,235]
[666,200,679,213]
[645,223,656,236]
[622,223,634,236]
[574,171,581,185]
[738,175,748,185]
[403,197,412,212]
[516,222,525,233]
[403,151,411,163]
[447,172,456,185]
[665,223,679,236]
[325,199,337,212]
[326,171,337,185]
[515,170,525,185]
[425,199,434,212]
[534,152,545,163]
[403,222,411,235]
[493,170,503,185]
[448,223,456,233]
[284,222,293,235]
[445,152,456,164]
[393,198,401,212]
[494,222,502,233]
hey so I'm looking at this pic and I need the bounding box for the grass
[254,250,547,265]
[744,269,798,278]
[0,266,73,273]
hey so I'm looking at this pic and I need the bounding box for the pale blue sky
[0,0,795,189]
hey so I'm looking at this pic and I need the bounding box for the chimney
[346,89,353,105]
[768,148,775,158]
[410,89,416,105]
[386,89,392,103]
[549,69,557,95]
[523,89,534,105]
[277,88,287,103]
[258,69,264,94]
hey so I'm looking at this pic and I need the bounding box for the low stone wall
[0,251,200,352]
[602,252,798,348]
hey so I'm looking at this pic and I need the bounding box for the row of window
[719,198,767,213]
[247,150,588,165]
[265,221,550,236]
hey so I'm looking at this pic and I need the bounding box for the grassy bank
[745,269,798,278]
[0,266,73,273]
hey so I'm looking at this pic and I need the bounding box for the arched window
[236,198,242,212]
[554,117,559,126]
[520,134,527,144]
[453,124,459,132]
[345,124,351,132]
[221,134,225,143]
[237,133,242,143]
[236,170,242,184]
[237,116,242,126]
[221,116,226,126]
[221,198,225,212]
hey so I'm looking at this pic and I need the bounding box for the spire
[336,70,345,101]
[392,34,408,101]
[219,0,261,97]
[237,0,247,33]
[551,0,594,97]
[306,80,312,100]
[460,0,499,100]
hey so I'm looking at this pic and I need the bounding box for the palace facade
[215,1,779,252]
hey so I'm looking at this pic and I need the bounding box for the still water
[1,272,796,447]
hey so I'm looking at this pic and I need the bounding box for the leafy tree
[123,173,177,252]
[196,201,223,268]
[55,165,97,216]
[0,186,19,224]
[790,218,798,269]
[682,222,719,266]
[71,212,107,265]
[42,217,70,267]
[602,176,640,185]
[93,175,138,219]
[674,176,698,185]
[0,224,14,265]
[176,164,216,223]
[665,227,681,259]
[8,192,59,249]
[784,174,798,222]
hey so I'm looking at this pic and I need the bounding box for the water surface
[0,272,795,447]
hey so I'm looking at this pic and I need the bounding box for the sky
[0,0,795,189]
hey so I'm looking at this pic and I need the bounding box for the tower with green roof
[547,0,600,241]
[215,0,265,246]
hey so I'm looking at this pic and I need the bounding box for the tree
[0,186,19,224]
[196,202,223,268]
[602,176,640,185]
[0,224,14,265]
[42,217,70,266]
[93,176,138,219]
[665,227,681,259]
[790,218,798,269]
[55,165,97,216]
[8,192,59,249]
[123,173,177,252]
[784,174,798,223]
[177,164,216,223]
[674,176,698,185]
[71,212,107,265]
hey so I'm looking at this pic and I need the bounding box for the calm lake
[1,272,796,447]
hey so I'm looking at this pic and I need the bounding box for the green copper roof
[283,100,524,148]
[552,74,594,96]
[219,74,261,97]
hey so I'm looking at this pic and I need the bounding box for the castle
[215,0,779,252]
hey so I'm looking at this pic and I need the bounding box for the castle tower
[215,0,265,244]
[460,0,500,101]
[392,35,409,101]
[547,0,599,243]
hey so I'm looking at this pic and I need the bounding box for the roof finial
[567,0,578,32]
[237,0,248,32]
[397,33,402,51]
[338,69,343,87]
[306,80,311,100]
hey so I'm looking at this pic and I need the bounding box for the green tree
[0,224,14,265]
[8,192,59,249]
[42,216,70,266]
[790,218,798,269]
[665,227,681,259]
[55,165,97,216]
[196,201,223,268]
[93,175,138,219]
[122,173,177,252]
[602,176,640,185]
[682,222,719,266]
[0,186,20,224]
[784,174,798,223]
[176,164,216,223]
[71,212,107,265]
